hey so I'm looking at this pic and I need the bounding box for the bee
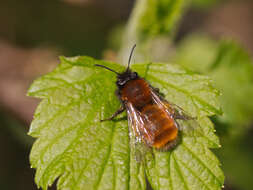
[95,45,194,151]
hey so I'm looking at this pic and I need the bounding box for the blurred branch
[119,0,189,63]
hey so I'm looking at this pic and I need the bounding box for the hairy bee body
[119,78,178,150]
[95,44,193,151]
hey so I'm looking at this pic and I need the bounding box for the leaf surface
[28,56,224,190]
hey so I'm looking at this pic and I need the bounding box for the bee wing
[126,102,155,144]
[150,90,204,137]
[125,102,154,162]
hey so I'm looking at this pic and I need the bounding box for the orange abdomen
[141,104,178,149]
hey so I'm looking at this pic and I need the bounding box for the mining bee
[95,45,196,151]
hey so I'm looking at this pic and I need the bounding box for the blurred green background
[0,0,253,190]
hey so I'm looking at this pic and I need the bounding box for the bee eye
[132,72,137,78]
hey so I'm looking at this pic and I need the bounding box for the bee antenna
[126,44,136,72]
[94,64,119,75]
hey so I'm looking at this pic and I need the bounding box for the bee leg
[174,113,190,120]
[173,110,194,120]
[100,106,125,122]
[154,87,160,93]
[152,86,165,98]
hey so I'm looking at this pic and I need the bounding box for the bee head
[116,70,138,87]
[95,44,137,88]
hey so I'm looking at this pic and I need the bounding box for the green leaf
[134,0,187,42]
[28,56,224,190]
[175,35,253,135]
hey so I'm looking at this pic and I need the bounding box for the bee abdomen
[141,104,178,149]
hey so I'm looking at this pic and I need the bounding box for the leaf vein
[182,143,222,185]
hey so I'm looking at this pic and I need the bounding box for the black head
[95,44,138,88]
[116,70,139,87]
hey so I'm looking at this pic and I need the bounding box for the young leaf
[131,0,187,42]
[28,56,224,190]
